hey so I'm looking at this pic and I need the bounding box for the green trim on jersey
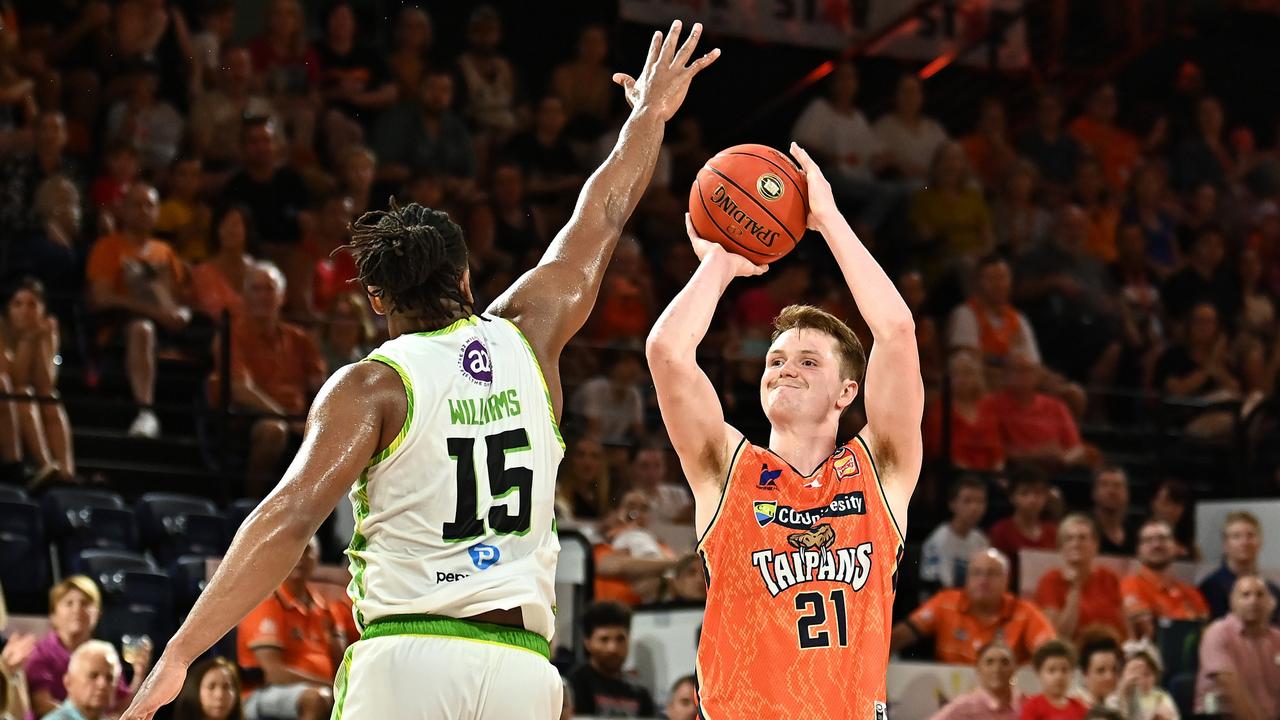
[345,469,371,630]
[332,644,354,720]
[363,353,414,468]
[361,614,551,658]
[412,315,480,336]
[499,318,566,450]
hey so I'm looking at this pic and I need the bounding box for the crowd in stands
[0,0,1276,718]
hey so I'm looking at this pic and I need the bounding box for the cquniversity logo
[459,338,493,385]
[468,542,500,570]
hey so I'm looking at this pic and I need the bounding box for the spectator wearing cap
[927,642,1022,720]
[1195,575,1280,719]
[1034,514,1128,644]
[1198,510,1280,622]
[893,548,1057,665]
[24,577,151,717]
[1121,519,1209,640]
[42,641,121,720]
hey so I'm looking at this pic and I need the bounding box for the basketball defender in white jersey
[121,21,718,720]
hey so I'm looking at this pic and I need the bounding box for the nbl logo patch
[459,338,493,385]
[756,173,784,201]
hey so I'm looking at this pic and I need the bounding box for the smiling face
[760,328,857,428]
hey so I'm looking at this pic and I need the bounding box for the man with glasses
[1121,519,1209,640]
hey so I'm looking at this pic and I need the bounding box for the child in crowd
[1020,640,1089,720]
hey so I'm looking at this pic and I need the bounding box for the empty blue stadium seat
[225,498,260,537]
[170,554,212,615]
[41,488,137,570]
[0,498,50,610]
[137,493,227,564]
[78,549,175,647]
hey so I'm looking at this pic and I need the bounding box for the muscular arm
[140,362,400,668]
[488,22,717,415]
[647,237,759,532]
[792,145,923,524]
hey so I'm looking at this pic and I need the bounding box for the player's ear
[367,288,387,316]
[835,379,858,410]
[460,266,475,305]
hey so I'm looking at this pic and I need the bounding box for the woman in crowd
[172,656,243,720]
[929,642,1022,720]
[1,278,74,484]
[1033,514,1127,643]
[190,205,255,323]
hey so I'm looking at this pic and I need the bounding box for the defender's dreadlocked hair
[342,200,471,321]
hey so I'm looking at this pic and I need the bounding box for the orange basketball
[688,144,808,264]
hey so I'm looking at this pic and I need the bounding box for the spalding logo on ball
[689,143,809,265]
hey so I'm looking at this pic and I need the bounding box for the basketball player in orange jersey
[646,143,922,718]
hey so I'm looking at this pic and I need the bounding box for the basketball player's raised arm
[488,20,718,413]
[647,216,766,516]
[119,361,402,719]
[790,143,924,519]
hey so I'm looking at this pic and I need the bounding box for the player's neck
[767,424,837,477]
[389,310,472,337]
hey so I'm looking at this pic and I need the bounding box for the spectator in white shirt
[625,442,691,523]
[875,74,950,185]
[920,475,990,599]
[570,350,646,445]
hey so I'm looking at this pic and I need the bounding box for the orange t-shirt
[1034,565,1126,642]
[592,544,644,607]
[1120,565,1209,622]
[908,589,1057,665]
[85,233,188,298]
[238,583,337,687]
[213,318,326,416]
[190,261,246,321]
[697,436,903,717]
[1068,117,1140,193]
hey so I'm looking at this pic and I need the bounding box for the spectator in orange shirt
[892,548,1057,665]
[1068,84,1140,193]
[237,537,336,720]
[947,255,1041,369]
[85,182,193,439]
[1034,514,1128,643]
[191,205,256,323]
[985,352,1090,471]
[960,98,1018,192]
[210,262,327,495]
[1121,519,1209,640]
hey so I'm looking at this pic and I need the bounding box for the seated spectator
[1121,519,1209,639]
[1162,226,1236,328]
[25,577,150,716]
[221,118,312,314]
[191,205,256,322]
[582,237,655,346]
[249,0,320,153]
[372,69,476,199]
[1174,96,1231,192]
[1194,575,1280,719]
[657,555,706,605]
[1034,514,1127,643]
[315,2,397,149]
[89,143,141,213]
[924,351,1004,471]
[318,294,376,371]
[1108,642,1178,720]
[1147,479,1195,560]
[920,475,991,596]
[85,182,193,439]
[948,254,1040,368]
[568,602,656,718]
[594,489,679,605]
[911,142,995,277]
[893,548,1057,665]
[1020,640,1088,720]
[556,436,611,523]
[1017,89,1081,195]
[550,25,614,138]
[986,353,1089,471]
[875,74,950,184]
[928,642,1021,720]
[337,145,376,218]
[992,161,1053,257]
[188,1,237,92]
[731,262,811,353]
[501,96,583,212]
[1108,224,1165,389]
[1198,510,1280,621]
[665,675,697,720]
[385,7,434,103]
[1152,301,1240,443]
[172,656,243,720]
[1121,164,1181,278]
[105,60,183,176]
[0,112,81,258]
[210,262,327,495]
[155,156,213,262]
[1069,636,1123,708]
[2,278,75,483]
[456,6,518,152]
[961,98,1018,191]
[467,162,548,272]
[625,442,691,523]
[237,538,336,720]
[570,349,645,445]
[42,641,121,720]
[1089,465,1138,556]
[989,466,1058,581]
[299,192,357,317]
[1068,84,1140,194]
[1070,157,1122,266]
[189,46,277,171]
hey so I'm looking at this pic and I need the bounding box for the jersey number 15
[443,428,533,542]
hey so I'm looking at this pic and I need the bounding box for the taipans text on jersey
[448,389,524,426]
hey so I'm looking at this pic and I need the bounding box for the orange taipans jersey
[696,435,904,719]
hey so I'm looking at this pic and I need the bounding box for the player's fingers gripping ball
[689,143,809,264]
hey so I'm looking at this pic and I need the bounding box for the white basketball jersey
[346,314,565,640]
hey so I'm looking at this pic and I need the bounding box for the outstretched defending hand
[685,214,768,279]
[788,142,838,230]
[613,20,720,121]
[118,656,187,720]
